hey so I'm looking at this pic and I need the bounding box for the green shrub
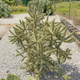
[10,6,28,13]
[28,0,54,15]
[2,0,15,6]
[0,74,38,80]
[61,8,69,15]
[6,0,15,6]
[2,0,23,6]
[13,1,23,6]
[0,1,11,18]
[9,8,74,80]
[0,74,21,80]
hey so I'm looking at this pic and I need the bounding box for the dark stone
[6,70,9,73]
[0,37,2,40]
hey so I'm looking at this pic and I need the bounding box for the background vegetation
[56,1,80,20]
[10,5,28,14]
[28,0,54,15]
[0,1,11,18]
[0,74,38,80]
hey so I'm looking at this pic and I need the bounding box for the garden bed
[0,13,80,80]
[61,19,80,41]
[0,27,80,80]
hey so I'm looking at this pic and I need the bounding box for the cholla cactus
[9,8,74,79]
[28,0,54,15]
[0,1,11,18]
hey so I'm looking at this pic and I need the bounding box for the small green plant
[28,0,54,15]
[0,74,21,80]
[0,74,37,80]
[9,7,74,80]
[10,6,27,13]
[27,75,39,80]
[0,1,11,18]
[2,0,15,6]
[13,1,23,6]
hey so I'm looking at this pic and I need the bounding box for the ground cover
[10,6,28,14]
[56,1,80,26]
[56,1,80,18]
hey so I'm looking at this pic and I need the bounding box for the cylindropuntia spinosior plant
[28,0,54,15]
[9,7,74,80]
[0,1,11,18]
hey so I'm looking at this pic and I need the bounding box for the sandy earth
[0,14,60,24]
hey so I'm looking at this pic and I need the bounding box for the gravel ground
[0,14,60,24]
[0,26,12,39]
[0,14,29,24]
[0,26,7,33]
[0,14,80,80]
[0,31,29,80]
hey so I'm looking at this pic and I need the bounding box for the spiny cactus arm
[38,13,45,20]
[54,27,67,41]
[13,27,24,36]
[59,26,66,33]
[64,37,74,43]
[64,32,75,43]
[51,19,55,32]
[9,30,18,44]
[9,25,25,44]
[56,48,72,64]
[34,64,43,74]
[55,22,61,27]
[32,7,38,20]
[45,15,49,22]
[15,24,24,30]
[62,27,67,39]
[28,10,34,18]
[43,49,57,55]
[16,49,27,61]
[43,22,49,29]
[47,27,53,35]
[9,37,17,44]
[43,56,55,67]
[9,29,16,36]
[65,48,72,59]
[14,23,25,32]
[64,32,74,40]
[10,28,27,48]
[16,49,24,56]
[25,17,33,23]
[55,25,62,34]
[19,20,29,33]
[27,32,37,43]
[52,24,63,38]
